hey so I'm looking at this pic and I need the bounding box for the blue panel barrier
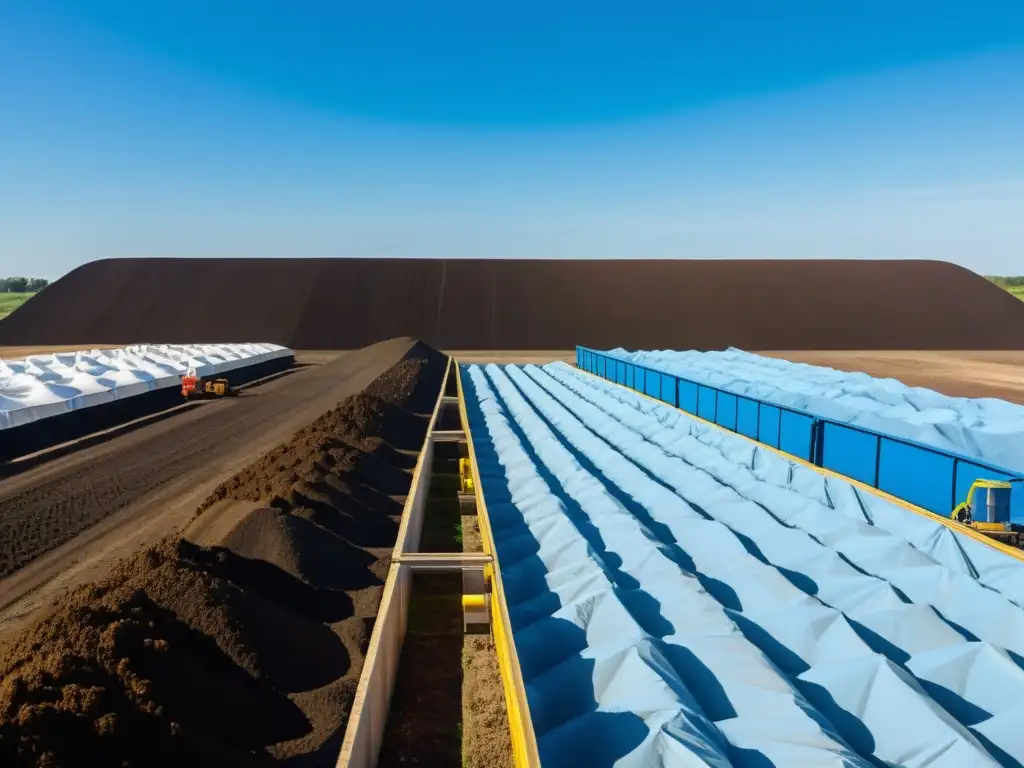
[780,410,815,462]
[878,440,956,515]
[737,397,759,440]
[822,422,880,487]
[679,380,699,414]
[717,392,738,432]
[645,368,660,400]
[661,373,677,406]
[697,385,717,422]
[575,346,1024,522]
[758,404,782,449]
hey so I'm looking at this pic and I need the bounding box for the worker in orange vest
[180,366,198,398]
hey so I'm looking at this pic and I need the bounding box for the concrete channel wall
[336,357,539,768]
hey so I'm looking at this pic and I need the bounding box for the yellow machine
[181,374,234,400]
[459,457,475,494]
[951,479,1021,547]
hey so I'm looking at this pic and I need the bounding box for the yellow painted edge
[456,360,542,768]
[576,365,1024,564]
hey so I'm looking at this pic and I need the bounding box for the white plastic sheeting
[0,343,292,430]
[462,360,1024,767]
[608,347,1024,474]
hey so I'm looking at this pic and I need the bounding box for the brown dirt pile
[2,257,1022,350]
[0,343,448,767]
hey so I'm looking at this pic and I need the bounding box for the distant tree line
[988,276,1024,287]
[0,277,49,293]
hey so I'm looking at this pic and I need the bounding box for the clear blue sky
[1,1,1022,278]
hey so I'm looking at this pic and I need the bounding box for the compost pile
[0,344,447,768]
[3,257,1022,350]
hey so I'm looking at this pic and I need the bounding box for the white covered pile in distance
[610,347,1024,473]
[0,343,292,430]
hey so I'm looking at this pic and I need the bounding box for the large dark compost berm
[2,258,1022,350]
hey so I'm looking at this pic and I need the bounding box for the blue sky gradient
[1,2,1022,277]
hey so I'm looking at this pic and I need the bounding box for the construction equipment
[459,457,475,494]
[181,368,235,400]
[951,478,1022,547]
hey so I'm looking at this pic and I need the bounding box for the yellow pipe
[456,361,541,768]
[577,367,1024,564]
[462,594,487,610]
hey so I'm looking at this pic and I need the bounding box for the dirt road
[759,350,1024,404]
[0,340,417,637]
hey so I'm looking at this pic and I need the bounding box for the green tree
[2,277,28,292]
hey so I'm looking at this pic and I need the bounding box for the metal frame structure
[337,357,540,768]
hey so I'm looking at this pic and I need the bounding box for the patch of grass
[987,276,1024,302]
[0,292,33,319]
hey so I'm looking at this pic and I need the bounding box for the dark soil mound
[0,541,296,768]
[2,258,1021,350]
[0,342,449,767]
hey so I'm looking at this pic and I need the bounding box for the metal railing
[577,346,1024,521]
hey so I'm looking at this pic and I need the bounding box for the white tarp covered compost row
[462,360,1024,768]
[608,347,1024,474]
[0,343,292,430]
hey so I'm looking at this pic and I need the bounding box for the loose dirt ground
[0,345,403,639]
[759,350,1024,404]
[0,340,447,767]
[0,344,125,357]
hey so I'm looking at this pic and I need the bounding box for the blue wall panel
[661,374,677,406]
[645,369,660,399]
[717,392,738,431]
[578,346,1023,522]
[678,381,699,414]
[780,410,814,461]
[822,423,879,487]
[878,439,956,514]
[737,398,760,439]
[697,386,717,422]
[759,405,782,448]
